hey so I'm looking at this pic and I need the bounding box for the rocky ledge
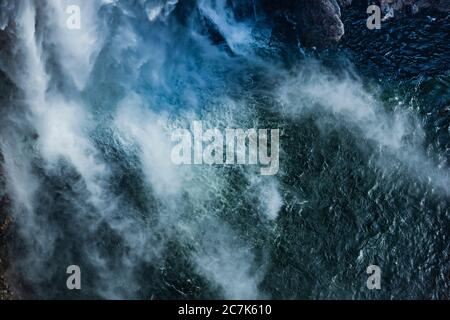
[265,0,450,47]
[379,0,450,13]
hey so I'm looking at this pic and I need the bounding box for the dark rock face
[258,0,345,47]
[294,0,345,47]
[279,0,450,48]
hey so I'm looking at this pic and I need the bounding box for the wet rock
[294,0,345,47]
[260,0,345,47]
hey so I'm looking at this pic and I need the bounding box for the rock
[270,0,450,48]
[294,0,345,47]
[261,0,345,47]
[260,0,450,48]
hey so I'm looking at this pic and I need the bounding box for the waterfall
[0,0,448,299]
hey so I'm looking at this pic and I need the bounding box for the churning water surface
[0,0,448,299]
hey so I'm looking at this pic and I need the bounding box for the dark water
[341,7,450,160]
[0,1,449,299]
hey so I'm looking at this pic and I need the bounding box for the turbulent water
[0,0,449,299]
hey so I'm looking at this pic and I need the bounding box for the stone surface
[294,0,345,47]
[288,0,450,47]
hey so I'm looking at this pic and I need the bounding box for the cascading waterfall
[0,0,448,299]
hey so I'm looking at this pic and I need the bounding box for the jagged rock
[276,0,450,49]
[294,0,345,47]
[261,0,345,47]
[261,0,449,48]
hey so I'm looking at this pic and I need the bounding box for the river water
[0,0,448,299]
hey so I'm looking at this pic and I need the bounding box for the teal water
[0,1,448,299]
